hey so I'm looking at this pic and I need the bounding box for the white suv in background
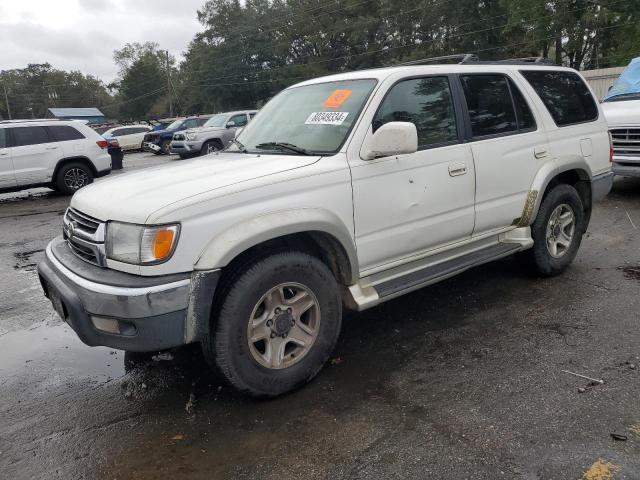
[0,120,111,195]
[102,124,153,151]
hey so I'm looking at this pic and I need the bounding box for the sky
[0,0,205,83]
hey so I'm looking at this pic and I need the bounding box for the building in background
[46,107,106,124]
[582,67,626,101]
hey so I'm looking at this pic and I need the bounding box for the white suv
[0,120,112,195]
[39,60,613,397]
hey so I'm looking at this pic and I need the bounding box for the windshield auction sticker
[305,111,349,125]
[323,89,352,108]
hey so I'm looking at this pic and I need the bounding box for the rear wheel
[55,162,94,195]
[202,251,342,397]
[519,184,584,276]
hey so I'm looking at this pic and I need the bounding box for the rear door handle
[534,147,548,159]
[448,162,467,177]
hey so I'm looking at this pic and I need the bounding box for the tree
[0,64,111,120]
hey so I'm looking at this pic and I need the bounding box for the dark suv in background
[142,115,211,154]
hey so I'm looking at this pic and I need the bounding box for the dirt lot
[1,154,639,479]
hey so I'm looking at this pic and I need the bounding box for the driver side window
[230,114,248,127]
[373,76,458,150]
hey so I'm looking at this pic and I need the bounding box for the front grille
[63,208,106,267]
[611,128,640,158]
[173,133,185,141]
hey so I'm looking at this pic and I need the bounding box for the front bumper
[142,141,162,153]
[170,140,197,155]
[38,237,219,352]
[612,157,640,178]
[592,171,614,201]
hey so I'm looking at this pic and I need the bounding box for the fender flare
[194,208,359,284]
[524,157,592,225]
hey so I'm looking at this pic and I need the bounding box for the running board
[347,242,523,311]
[375,243,520,298]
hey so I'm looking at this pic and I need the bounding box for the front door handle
[534,147,548,159]
[46,146,58,150]
[448,162,467,177]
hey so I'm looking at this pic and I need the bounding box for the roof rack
[397,53,479,66]
[393,54,554,67]
[459,56,554,65]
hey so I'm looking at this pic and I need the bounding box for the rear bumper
[592,171,614,201]
[38,237,220,352]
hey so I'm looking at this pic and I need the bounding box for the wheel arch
[194,209,359,285]
[51,156,97,183]
[526,159,593,230]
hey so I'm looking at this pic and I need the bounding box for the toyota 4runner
[39,60,613,397]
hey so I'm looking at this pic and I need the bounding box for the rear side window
[11,126,50,147]
[132,127,149,134]
[47,125,85,141]
[373,76,458,149]
[460,75,517,137]
[521,70,598,126]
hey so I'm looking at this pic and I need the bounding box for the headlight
[186,132,197,140]
[106,222,180,265]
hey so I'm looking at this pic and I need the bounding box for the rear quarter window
[47,125,85,141]
[0,128,6,148]
[521,70,598,126]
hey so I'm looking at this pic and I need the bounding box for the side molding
[194,209,359,284]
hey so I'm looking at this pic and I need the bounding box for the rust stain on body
[515,190,538,227]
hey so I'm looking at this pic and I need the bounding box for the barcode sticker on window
[305,111,349,125]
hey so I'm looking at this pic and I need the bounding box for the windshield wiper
[255,142,311,155]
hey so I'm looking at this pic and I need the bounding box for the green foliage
[175,0,640,113]
[0,64,111,120]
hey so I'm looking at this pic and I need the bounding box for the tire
[202,251,342,397]
[55,162,94,195]
[200,140,220,156]
[159,140,171,155]
[519,184,585,277]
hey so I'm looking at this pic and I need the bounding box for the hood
[602,99,640,126]
[149,128,178,136]
[188,126,226,136]
[71,152,320,224]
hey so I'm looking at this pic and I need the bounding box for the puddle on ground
[0,322,125,385]
[619,265,640,281]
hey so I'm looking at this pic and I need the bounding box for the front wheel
[55,162,94,195]
[202,251,342,397]
[519,184,585,276]
[159,140,172,155]
[200,140,220,156]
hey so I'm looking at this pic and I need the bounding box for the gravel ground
[0,155,639,480]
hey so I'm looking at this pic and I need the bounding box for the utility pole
[2,84,11,120]
[166,50,173,117]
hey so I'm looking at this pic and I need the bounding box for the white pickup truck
[39,60,613,397]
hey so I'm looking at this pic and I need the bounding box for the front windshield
[166,119,183,130]
[203,114,227,128]
[233,79,377,154]
[603,57,640,102]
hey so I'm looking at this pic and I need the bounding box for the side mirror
[226,121,236,128]
[362,122,418,160]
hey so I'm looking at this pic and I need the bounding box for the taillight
[608,131,614,163]
[96,139,108,149]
